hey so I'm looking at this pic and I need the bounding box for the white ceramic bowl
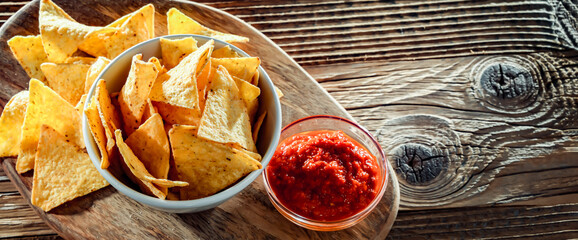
[82,34,282,213]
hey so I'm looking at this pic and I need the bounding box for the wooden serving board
[0,0,399,239]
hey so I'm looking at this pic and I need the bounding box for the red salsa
[267,130,381,221]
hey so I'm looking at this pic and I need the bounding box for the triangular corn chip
[85,95,109,169]
[85,57,111,94]
[0,91,29,157]
[40,62,90,105]
[125,114,170,195]
[105,4,155,59]
[197,66,257,152]
[148,56,165,74]
[252,111,267,143]
[169,125,262,200]
[115,129,188,199]
[167,8,249,43]
[31,125,108,212]
[211,46,241,59]
[153,101,201,126]
[39,0,115,62]
[232,76,260,122]
[141,99,157,123]
[196,58,212,112]
[7,35,48,81]
[160,37,198,69]
[211,57,260,83]
[118,54,158,135]
[17,79,83,173]
[92,80,121,169]
[64,57,96,65]
[149,40,213,111]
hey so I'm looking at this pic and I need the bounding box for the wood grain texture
[0,0,398,239]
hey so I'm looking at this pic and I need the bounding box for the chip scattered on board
[40,62,90,105]
[7,35,48,81]
[17,79,84,173]
[211,57,260,84]
[149,40,213,111]
[160,37,198,69]
[167,8,249,43]
[198,66,257,152]
[94,79,121,168]
[118,54,158,135]
[125,113,171,195]
[169,125,262,200]
[115,129,188,199]
[0,91,29,157]
[84,57,111,94]
[31,125,109,212]
[39,0,116,63]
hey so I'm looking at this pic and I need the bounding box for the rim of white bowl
[82,34,282,211]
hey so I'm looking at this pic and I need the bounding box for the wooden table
[1,0,578,239]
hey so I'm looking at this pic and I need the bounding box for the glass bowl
[263,115,388,231]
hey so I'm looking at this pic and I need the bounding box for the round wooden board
[0,0,400,239]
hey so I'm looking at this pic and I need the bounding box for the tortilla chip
[85,57,111,94]
[252,111,267,143]
[211,57,260,83]
[17,79,84,173]
[141,99,157,123]
[115,129,187,198]
[7,35,48,81]
[154,101,201,126]
[39,0,116,62]
[125,114,170,194]
[74,94,87,114]
[169,125,262,200]
[94,80,121,168]
[275,86,284,98]
[105,4,155,59]
[197,66,257,152]
[196,59,212,112]
[31,125,109,212]
[211,46,241,59]
[149,40,213,110]
[167,8,249,43]
[0,91,29,157]
[40,62,90,105]
[118,54,158,135]
[148,56,165,74]
[85,96,109,169]
[65,57,96,65]
[251,70,260,86]
[160,37,198,69]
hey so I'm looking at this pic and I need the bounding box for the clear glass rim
[263,115,388,231]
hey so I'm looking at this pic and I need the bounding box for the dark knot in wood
[391,143,446,185]
[479,63,534,100]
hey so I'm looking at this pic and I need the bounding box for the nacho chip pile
[0,0,274,211]
[86,37,266,200]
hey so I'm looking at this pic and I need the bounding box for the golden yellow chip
[64,57,96,65]
[104,4,155,59]
[0,91,29,157]
[85,96,109,169]
[251,70,260,86]
[160,37,198,69]
[154,101,201,126]
[197,66,257,152]
[149,40,213,111]
[141,99,157,123]
[211,46,241,59]
[84,57,111,94]
[148,56,165,74]
[167,8,249,43]
[31,125,109,212]
[7,35,48,81]
[40,62,90,105]
[94,80,121,168]
[125,114,171,195]
[39,0,116,62]
[17,79,84,173]
[74,94,87,114]
[252,111,267,143]
[169,125,261,200]
[115,129,188,198]
[118,54,158,135]
[232,76,260,121]
[211,57,260,83]
[196,59,212,112]
[275,86,284,98]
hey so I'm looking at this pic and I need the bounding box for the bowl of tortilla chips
[82,34,282,213]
